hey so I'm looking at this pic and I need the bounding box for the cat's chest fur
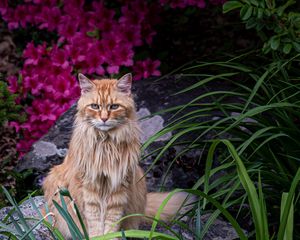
[73,134,139,192]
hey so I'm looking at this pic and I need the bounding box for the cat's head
[77,73,135,132]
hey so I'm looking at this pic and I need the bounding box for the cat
[43,73,192,239]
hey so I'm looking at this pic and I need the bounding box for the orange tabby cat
[43,73,191,239]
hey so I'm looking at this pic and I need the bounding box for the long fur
[43,74,192,239]
[146,192,195,222]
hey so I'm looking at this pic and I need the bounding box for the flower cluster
[8,43,80,153]
[1,0,162,153]
[1,0,161,75]
[0,0,224,154]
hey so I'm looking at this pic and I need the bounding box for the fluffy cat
[43,73,191,239]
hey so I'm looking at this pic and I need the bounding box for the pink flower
[17,139,35,154]
[107,66,119,75]
[9,121,21,132]
[58,15,79,41]
[23,75,44,96]
[36,6,61,31]
[33,0,57,6]
[7,75,19,93]
[0,0,8,15]
[113,45,134,67]
[23,42,47,66]
[141,23,157,45]
[133,59,161,80]
[15,5,32,28]
[51,46,70,69]
[116,26,143,47]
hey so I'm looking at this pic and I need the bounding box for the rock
[200,214,241,240]
[0,196,241,240]
[0,196,51,240]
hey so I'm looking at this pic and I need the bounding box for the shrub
[0,78,24,126]
[223,0,300,55]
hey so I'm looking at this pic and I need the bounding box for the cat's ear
[117,73,132,95]
[78,73,95,94]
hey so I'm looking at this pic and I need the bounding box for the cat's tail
[145,192,195,222]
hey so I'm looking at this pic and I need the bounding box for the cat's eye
[90,104,100,110]
[110,104,119,110]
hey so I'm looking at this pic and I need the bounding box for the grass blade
[91,229,178,240]
[52,200,83,239]
[277,168,300,240]
[280,193,294,240]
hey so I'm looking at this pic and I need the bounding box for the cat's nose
[101,117,108,122]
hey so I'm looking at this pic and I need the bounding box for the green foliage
[0,187,185,239]
[143,51,300,238]
[0,79,24,126]
[223,0,300,55]
[206,140,299,240]
[1,139,299,239]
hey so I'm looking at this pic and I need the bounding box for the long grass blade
[280,193,294,240]
[213,140,264,239]
[277,168,300,240]
[242,69,271,113]
[52,200,83,239]
[258,172,269,240]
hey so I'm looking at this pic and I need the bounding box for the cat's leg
[103,205,124,234]
[121,166,147,230]
[43,166,83,240]
[83,189,105,237]
[103,189,128,235]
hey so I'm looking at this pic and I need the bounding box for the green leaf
[86,29,100,38]
[265,0,275,9]
[277,0,296,16]
[283,43,292,54]
[264,8,271,17]
[270,36,280,50]
[223,1,243,13]
[258,1,265,8]
[246,18,257,29]
[249,0,259,6]
[241,5,253,21]
[257,8,263,18]
[292,41,300,52]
